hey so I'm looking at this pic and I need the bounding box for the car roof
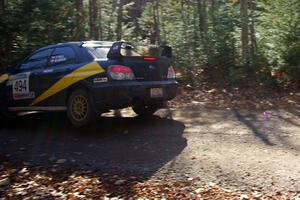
[36,41,114,52]
[81,41,114,47]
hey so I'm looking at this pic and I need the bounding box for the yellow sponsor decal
[30,61,104,106]
[0,73,8,84]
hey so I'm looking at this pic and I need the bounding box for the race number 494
[11,73,34,100]
[14,79,28,92]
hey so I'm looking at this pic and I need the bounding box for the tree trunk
[197,0,207,36]
[75,0,84,40]
[210,0,218,31]
[180,1,188,51]
[197,0,209,64]
[93,0,99,39]
[89,0,93,38]
[197,0,208,46]
[132,0,144,38]
[98,0,103,40]
[116,0,123,41]
[107,0,117,40]
[240,0,250,69]
[249,0,257,63]
[112,0,117,12]
[152,0,160,45]
[89,0,98,40]
[0,0,7,13]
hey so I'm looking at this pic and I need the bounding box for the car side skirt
[8,106,67,112]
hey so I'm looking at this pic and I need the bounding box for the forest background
[0,0,299,87]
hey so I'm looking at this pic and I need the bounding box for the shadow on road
[233,109,300,152]
[0,111,187,197]
[233,109,274,146]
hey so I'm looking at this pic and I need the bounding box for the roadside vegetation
[0,0,299,88]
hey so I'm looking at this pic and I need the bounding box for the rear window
[120,47,140,57]
[87,47,110,59]
[87,46,141,59]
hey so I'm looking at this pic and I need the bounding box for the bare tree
[210,0,218,31]
[89,0,99,40]
[0,0,7,13]
[249,0,257,61]
[98,0,103,40]
[197,0,207,38]
[116,0,123,41]
[197,0,209,64]
[93,0,99,39]
[107,0,117,39]
[75,0,85,40]
[152,0,160,45]
[180,1,188,55]
[240,0,250,68]
[0,0,3,12]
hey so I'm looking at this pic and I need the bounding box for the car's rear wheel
[0,111,18,127]
[132,103,159,116]
[67,89,95,127]
[0,112,7,126]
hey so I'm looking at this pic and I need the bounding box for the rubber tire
[0,113,7,127]
[0,101,18,126]
[67,89,95,127]
[132,103,159,117]
[0,112,17,127]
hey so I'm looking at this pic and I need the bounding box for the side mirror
[161,45,172,58]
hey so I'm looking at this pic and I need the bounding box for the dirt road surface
[1,107,300,194]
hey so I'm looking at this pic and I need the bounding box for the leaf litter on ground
[169,82,300,110]
[0,161,299,199]
[1,83,300,199]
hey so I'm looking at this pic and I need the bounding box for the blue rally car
[0,41,178,126]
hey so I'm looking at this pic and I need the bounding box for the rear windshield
[87,46,141,59]
[87,47,110,59]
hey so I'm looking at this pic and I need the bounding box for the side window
[50,47,77,66]
[20,49,53,70]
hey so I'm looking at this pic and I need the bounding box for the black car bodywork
[0,41,178,126]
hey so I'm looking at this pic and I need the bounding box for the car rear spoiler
[107,41,172,60]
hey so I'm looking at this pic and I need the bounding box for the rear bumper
[90,80,178,111]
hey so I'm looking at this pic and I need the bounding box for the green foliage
[0,0,299,86]
[0,0,76,67]
[257,0,300,84]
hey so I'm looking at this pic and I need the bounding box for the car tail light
[144,57,157,61]
[167,66,176,79]
[108,65,135,80]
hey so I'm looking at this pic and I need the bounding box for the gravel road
[0,107,300,193]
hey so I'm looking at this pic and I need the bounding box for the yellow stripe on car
[30,61,104,106]
[0,74,8,84]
